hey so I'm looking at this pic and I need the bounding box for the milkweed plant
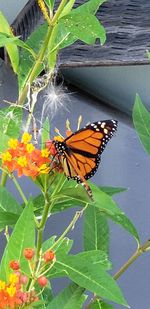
[0,0,149,308]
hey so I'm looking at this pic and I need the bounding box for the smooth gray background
[63,65,150,115]
[0,60,150,308]
[0,0,28,24]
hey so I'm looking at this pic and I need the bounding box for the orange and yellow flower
[0,132,52,179]
[0,271,38,309]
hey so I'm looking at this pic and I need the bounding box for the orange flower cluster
[1,133,51,178]
[0,272,38,309]
[0,246,56,308]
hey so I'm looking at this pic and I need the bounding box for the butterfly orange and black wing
[54,120,117,197]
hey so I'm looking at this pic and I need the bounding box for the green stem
[113,239,150,280]
[50,211,81,251]
[51,0,67,25]
[18,26,53,106]
[35,192,53,263]
[39,196,53,230]
[34,173,67,273]
[35,228,43,263]
[28,193,54,291]
[0,171,8,186]
[18,0,68,107]
[51,173,65,197]
[50,204,88,251]
[11,175,28,205]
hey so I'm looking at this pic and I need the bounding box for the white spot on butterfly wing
[101,122,106,128]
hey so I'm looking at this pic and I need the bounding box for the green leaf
[59,0,76,18]
[89,299,115,309]
[42,235,56,251]
[0,106,22,151]
[32,179,91,216]
[0,132,10,152]
[56,254,128,306]
[74,0,106,15]
[53,0,106,51]
[48,250,110,280]
[0,199,35,280]
[91,184,124,214]
[60,0,106,20]
[56,185,92,204]
[43,237,73,279]
[33,181,136,245]
[41,118,50,146]
[92,184,140,244]
[65,250,111,270]
[41,286,53,307]
[0,212,19,229]
[0,187,22,229]
[0,32,20,47]
[11,38,36,58]
[51,183,127,213]
[59,12,106,46]
[47,267,67,279]
[0,32,36,58]
[36,282,53,308]
[51,180,123,214]
[44,0,54,10]
[147,50,150,60]
[0,12,19,73]
[48,47,58,70]
[43,236,73,256]
[107,212,140,244]
[40,286,53,309]
[32,194,45,214]
[53,238,73,257]
[18,23,48,91]
[32,192,77,216]
[0,106,23,139]
[52,22,76,50]
[45,180,138,243]
[47,283,87,309]
[84,205,109,254]
[100,186,127,196]
[133,94,150,155]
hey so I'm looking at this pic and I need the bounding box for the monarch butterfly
[53,120,117,198]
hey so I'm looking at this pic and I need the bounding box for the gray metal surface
[62,65,150,115]
[0,61,150,308]
[0,0,28,24]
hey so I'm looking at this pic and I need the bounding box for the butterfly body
[53,120,117,198]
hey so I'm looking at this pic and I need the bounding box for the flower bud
[44,250,55,263]
[9,260,20,270]
[37,276,48,287]
[20,275,28,285]
[23,248,35,260]
[14,271,21,278]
